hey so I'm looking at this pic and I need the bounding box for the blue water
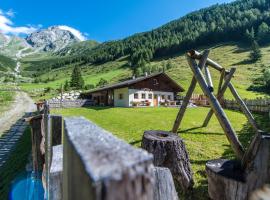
[9,171,44,200]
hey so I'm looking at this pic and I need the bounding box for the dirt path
[0,92,36,134]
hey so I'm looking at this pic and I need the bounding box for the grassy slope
[0,55,16,72]
[20,43,270,100]
[52,106,270,199]
[0,85,15,114]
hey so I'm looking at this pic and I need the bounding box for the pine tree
[64,80,70,91]
[70,66,85,89]
[258,22,270,44]
[249,40,262,62]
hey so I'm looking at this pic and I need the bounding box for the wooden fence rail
[224,98,270,113]
[48,99,94,108]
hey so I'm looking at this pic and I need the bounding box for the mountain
[53,0,270,70]
[26,26,82,52]
[0,33,9,47]
[0,34,33,58]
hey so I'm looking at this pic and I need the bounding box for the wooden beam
[188,50,230,73]
[217,69,225,94]
[172,50,209,133]
[204,65,214,92]
[202,68,235,127]
[187,57,244,160]
[228,82,258,131]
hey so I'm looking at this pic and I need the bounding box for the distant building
[83,72,184,107]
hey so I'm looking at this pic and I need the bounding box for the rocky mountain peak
[25,26,80,52]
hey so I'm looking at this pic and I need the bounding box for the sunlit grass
[52,106,269,199]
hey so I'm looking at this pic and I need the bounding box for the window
[153,79,158,85]
[161,95,165,100]
[141,93,146,99]
[134,93,139,99]
[167,95,171,100]
[119,93,123,100]
[148,94,153,99]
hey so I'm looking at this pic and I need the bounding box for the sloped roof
[86,72,184,93]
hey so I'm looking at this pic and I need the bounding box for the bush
[44,87,52,93]
[96,78,108,88]
[84,84,95,90]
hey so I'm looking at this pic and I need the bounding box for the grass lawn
[52,106,269,199]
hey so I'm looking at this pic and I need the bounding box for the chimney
[145,72,148,77]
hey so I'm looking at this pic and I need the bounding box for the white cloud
[0,9,38,35]
[6,9,15,17]
[58,25,87,41]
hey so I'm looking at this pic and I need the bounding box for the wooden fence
[48,99,94,108]
[29,102,179,200]
[223,98,270,113]
[179,94,270,113]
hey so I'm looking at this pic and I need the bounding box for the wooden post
[172,50,209,133]
[202,68,236,127]
[63,117,154,200]
[228,82,258,131]
[152,167,178,200]
[217,69,225,95]
[44,101,51,200]
[51,115,62,146]
[60,84,63,108]
[204,65,214,92]
[187,56,244,159]
[30,115,44,175]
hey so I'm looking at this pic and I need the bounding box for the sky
[0,0,235,42]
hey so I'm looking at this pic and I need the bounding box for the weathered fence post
[51,115,62,146]
[152,167,178,200]
[63,117,154,200]
[30,115,44,174]
[49,145,63,200]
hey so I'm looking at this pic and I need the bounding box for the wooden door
[154,94,158,106]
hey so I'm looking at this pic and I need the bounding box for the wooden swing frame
[172,50,259,160]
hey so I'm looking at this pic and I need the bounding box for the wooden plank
[63,117,154,200]
[228,82,258,132]
[44,101,51,200]
[172,50,209,133]
[202,68,235,127]
[187,57,244,159]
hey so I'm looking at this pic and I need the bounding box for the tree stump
[206,133,270,200]
[142,130,194,191]
[152,167,178,200]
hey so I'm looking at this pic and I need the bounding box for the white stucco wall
[114,87,129,107]
[128,89,174,107]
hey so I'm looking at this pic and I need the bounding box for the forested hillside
[17,0,270,100]
[53,0,270,73]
